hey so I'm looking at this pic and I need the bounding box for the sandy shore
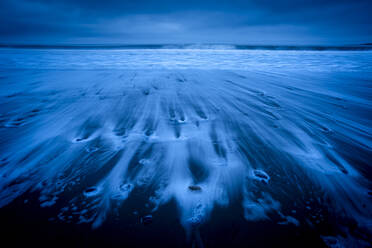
[0,56,371,247]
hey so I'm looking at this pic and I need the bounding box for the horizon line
[0,43,371,51]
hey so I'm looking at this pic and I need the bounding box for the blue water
[1,48,371,71]
[0,48,371,247]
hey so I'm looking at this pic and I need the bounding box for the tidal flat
[0,48,371,247]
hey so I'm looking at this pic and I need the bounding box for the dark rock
[254,170,269,180]
[188,185,202,191]
[84,187,97,193]
[141,215,153,225]
[142,89,150,95]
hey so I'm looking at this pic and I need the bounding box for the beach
[0,48,371,247]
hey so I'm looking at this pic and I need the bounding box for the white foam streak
[0,51,371,237]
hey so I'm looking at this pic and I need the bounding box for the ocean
[0,46,371,247]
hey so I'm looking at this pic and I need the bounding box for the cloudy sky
[0,0,371,45]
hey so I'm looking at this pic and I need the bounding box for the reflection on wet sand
[0,68,371,246]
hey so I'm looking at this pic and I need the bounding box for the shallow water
[0,49,371,247]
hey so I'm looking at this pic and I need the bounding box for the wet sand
[0,49,371,247]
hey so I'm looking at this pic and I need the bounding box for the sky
[0,0,371,45]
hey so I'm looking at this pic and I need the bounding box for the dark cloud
[0,0,371,44]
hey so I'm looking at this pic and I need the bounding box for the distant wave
[1,43,372,51]
[162,44,237,50]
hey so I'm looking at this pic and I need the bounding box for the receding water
[0,48,371,247]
